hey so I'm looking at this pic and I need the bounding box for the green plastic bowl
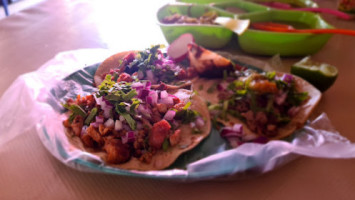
[212,1,270,15]
[178,0,318,8]
[237,10,333,56]
[157,3,236,49]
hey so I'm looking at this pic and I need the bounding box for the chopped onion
[104,118,115,128]
[94,96,103,106]
[163,110,176,121]
[158,96,174,105]
[102,105,112,118]
[131,82,144,90]
[102,97,113,106]
[164,59,174,65]
[280,73,293,85]
[119,115,125,122]
[147,91,158,105]
[195,117,205,128]
[160,90,168,99]
[144,81,151,89]
[220,124,244,138]
[167,33,194,62]
[90,122,99,128]
[137,104,151,118]
[95,116,104,124]
[114,120,123,131]
[122,131,136,144]
[138,89,150,100]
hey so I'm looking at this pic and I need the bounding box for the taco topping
[210,70,309,137]
[63,75,205,164]
[103,45,195,85]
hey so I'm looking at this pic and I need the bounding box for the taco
[63,76,211,171]
[94,43,238,91]
[193,69,321,143]
[93,45,197,90]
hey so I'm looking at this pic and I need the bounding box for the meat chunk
[71,115,84,137]
[86,125,104,146]
[98,124,112,136]
[156,103,168,114]
[187,43,233,78]
[81,133,95,148]
[104,138,131,164]
[149,120,171,150]
[151,107,162,123]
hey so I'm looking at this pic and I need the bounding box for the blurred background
[0,0,46,19]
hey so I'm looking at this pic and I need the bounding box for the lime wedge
[291,56,338,92]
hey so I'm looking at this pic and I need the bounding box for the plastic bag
[1,49,354,182]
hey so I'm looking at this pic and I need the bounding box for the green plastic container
[212,1,270,14]
[178,0,318,8]
[237,10,333,56]
[157,3,236,49]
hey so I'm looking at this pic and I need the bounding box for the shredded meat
[98,124,112,136]
[151,107,162,123]
[156,103,168,114]
[86,125,104,146]
[104,138,131,164]
[81,133,95,148]
[71,115,84,137]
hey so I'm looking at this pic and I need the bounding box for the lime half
[291,56,338,92]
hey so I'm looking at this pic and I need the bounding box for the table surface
[1,0,355,199]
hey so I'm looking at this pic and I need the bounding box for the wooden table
[1,0,355,199]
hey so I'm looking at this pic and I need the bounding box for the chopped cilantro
[123,89,137,101]
[63,104,87,123]
[119,112,136,130]
[130,98,141,112]
[288,91,309,106]
[183,101,192,110]
[266,71,276,80]
[84,107,98,125]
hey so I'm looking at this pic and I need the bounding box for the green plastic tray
[237,9,333,56]
[157,3,236,49]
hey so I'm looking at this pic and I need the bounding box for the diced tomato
[173,102,185,111]
[172,97,180,105]
[149,120,171,149]
[117,72,133,83]
[169,129,181,146]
